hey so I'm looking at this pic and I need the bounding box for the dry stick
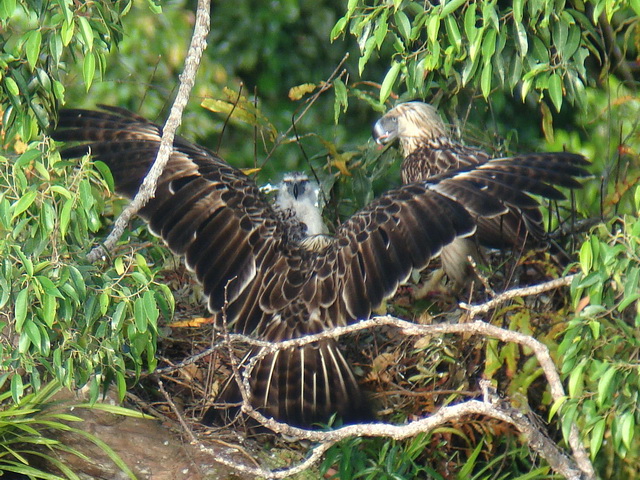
[158,379,198,444]
[86,0,211,263]
[241,400,585,480]
[259,53,350,169]
[218,317,593,480]
[202,274,594,479]
[460,273,579,316]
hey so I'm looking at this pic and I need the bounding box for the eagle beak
[372,118,396,145]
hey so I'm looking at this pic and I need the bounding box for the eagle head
[373,101,449,154]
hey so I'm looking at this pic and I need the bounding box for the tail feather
[205,337,370,428]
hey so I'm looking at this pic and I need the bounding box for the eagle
[53,105,589,427]
[373,101,581,286]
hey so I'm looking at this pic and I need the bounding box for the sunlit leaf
[380,61,401,104]
[548,73,563,112]
[24,30,42,71]
[15,287,29,332]
[288,83,317,101]
[82,52,96,91]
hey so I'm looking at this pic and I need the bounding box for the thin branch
[230,399,587,480]
[157,271,593,478]
[86,0,211,262]
[460,273,579,316]
[193,313,593,479]
[259,53,350,169]
[158,379,198,444]
[156,274,580,373]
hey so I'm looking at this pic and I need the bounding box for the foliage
[0,139,175,401]
[0,1,159,144]
[1,0,640,478]
[562,206,640,475]
[333,0,640,110]
[0,380,138,479]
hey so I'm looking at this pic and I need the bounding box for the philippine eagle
[373,101,584,286]
[54,106,589,427]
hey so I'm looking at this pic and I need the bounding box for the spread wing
[373,101,590,252]
[401,137,491,183]
[54,106,587,426]
[53,106,479,335]
[52,106,474,425]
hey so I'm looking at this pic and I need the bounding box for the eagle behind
[373,101,585,286]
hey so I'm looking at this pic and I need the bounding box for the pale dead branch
[183,274,594,480]
[87,0,211,262]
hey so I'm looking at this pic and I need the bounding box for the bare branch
[460,274,579,316]
[87,0,211,262]
[194,313,593,479]
[260,53,350,169]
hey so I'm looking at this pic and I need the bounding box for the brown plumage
[373,101,587,285]
[53,106,588,427]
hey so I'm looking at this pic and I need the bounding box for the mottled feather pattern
[54,105,587,427]
[373,101,589,284]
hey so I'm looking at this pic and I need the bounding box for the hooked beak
[372,117,397,146]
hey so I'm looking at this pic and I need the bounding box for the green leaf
[548,395,568,420]
[133,297,148,333]
[0,0,17,20]
[11,373,24,403]
[14,287,29,332]
[548,73,563,112]
[331,15,348,40]
[111,301,128,331]
[42,293,57,328]
[480,62,492,99]
[579,241,592,274]
[25,30,42,71]
[444,15,462,51]
[620,411,635,450]
[143,290,159,328]
[440,0,466,18]
[60,198,74,238]
[564,24,581,59]
[481,29,497,59]
[464,3,477,42]
[374,11,389,49]
[333,78,348,124]
[394,11,411,43]
[513,0,523,23]
[77,15,94,50]
[5,76,20,96]
[561,402,578,442]
[590,418,606,459]
[596,366,617,407]
[514,21,528,56]
[568,359,586,397]
[25,320,42,351]
[83,52,96,91]
[60,18,74,46]
[380,61,401,104]
[36,276,63,299]
[11,189,37,218]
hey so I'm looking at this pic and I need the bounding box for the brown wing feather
[374,101,589,284]
[54,106,587,426]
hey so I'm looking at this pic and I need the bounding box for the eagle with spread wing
[54,106,588,427]
[373,101,584,286]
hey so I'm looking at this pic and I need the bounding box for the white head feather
[276,172,327,237]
